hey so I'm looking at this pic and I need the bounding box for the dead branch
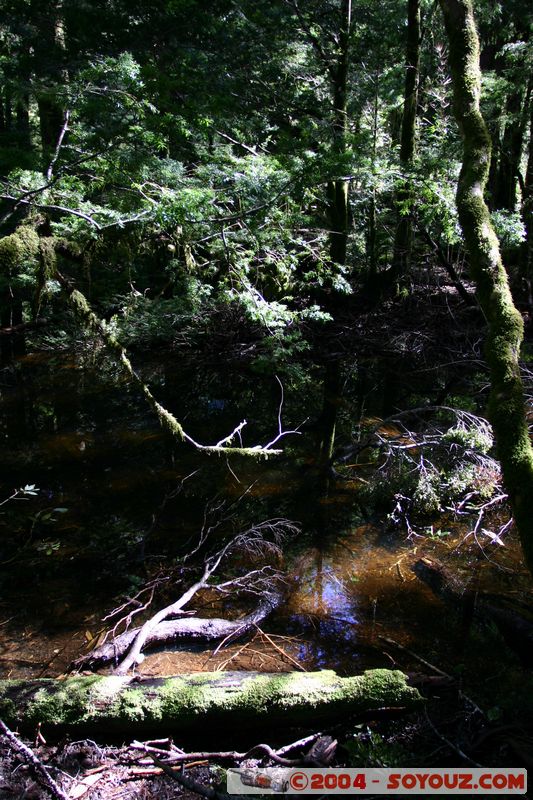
[253,625,306,671]
[73,581,284,672]
[112,552,231,675]
[129,731,332,768]
[137,746,230,800]
[0,719,69,800]
[424,709,483,767]
[113,522,291,675]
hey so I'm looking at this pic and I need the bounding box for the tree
[438,0,533,575]
[391,0,421,281]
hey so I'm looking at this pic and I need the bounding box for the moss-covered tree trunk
[0,670,422,736]
[439,0,533,576]
[392,0,421,280]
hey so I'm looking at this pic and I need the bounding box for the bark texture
[439,0,533,576]
[392,0,421,278]
[72,592,283,672]
[522,99,533,281]
[0,669,423,735]
[328,0,352,266]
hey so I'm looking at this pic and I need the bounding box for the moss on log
[0,670,422,735]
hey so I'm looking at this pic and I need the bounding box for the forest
[0,0,532,797]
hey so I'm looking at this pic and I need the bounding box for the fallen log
[71,592,283,672]
[0,669,423,735]
[413,557,533,666]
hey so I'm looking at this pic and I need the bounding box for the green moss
[38,237,57,278]
[0,680,24,721]
[25,676,100,724]
[0,670,422,732]
[0,226,40,276]
[33,236,58,316]
[114,688,153,722]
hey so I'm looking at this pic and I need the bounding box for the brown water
[0,348,531,683]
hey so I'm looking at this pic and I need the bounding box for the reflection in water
[288,545,361,670]
[0,348,531,681]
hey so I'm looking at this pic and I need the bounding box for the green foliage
[412,467,441,515]
[0,225,41,299]
[344,729,407,768]
[442,423,493,454]
[108,284,213,347]
[490,210,526,249]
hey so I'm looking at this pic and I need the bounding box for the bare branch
[261,375,307,449]
[112,518,295,675]
[215,420,247,448]
[0,719,69,800]
[46,109,70,181]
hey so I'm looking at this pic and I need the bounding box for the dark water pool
[0,347,530,682]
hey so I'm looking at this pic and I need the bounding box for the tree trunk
[328,0,351,267]
[392,0,421,279]
[438,0,533,577]
[4,83,12,132]
[0,669,422,736]
[317,360,342,471]
[493,87,527,212]
[32,0,68,167]
[521,98,533,284]
[366,72,380,284]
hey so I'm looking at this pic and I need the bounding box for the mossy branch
[65,285,282,458]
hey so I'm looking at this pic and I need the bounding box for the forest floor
[0,685,530,800]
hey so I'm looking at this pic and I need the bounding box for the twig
[215,420,247,448]
[261,375,307,449]
[254,625,306,671]
[143,750,230,800]
[0,719,69,800]
[214,130,259,156]
[424,709,483,767]
[46,110,70,181]
[213,639,253,671]
[130,732,325,768]
[378,635,450,677]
